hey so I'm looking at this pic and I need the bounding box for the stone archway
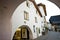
[12,25,33,40]
[1,0,60,40]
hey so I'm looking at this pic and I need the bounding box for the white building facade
[11,0,47,40]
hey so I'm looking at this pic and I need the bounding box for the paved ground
[34,31,60,40]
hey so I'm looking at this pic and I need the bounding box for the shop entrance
[12,25,33,40]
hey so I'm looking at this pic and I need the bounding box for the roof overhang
[37,3,47,16]
[49,15,60,25]
[29,0,42,17]
[49,0,60,8]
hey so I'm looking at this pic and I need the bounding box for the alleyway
[35,31,60,40]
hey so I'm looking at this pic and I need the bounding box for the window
[26,0,29,7]
[33,25,35,32]
[36,27,40,34]
[35,17,37,23]
[24,21,26,24]
[39,28,40,33]
[24,11,29,20]
[36,10,37,14]
[22,28,27,38]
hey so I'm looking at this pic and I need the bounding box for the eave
[37,3,47,16]
[29,0,42,17]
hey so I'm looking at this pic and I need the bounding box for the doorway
[12,25,33,40]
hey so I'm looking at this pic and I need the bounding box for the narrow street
[35,31,60,40]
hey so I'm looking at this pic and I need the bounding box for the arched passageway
[12,25,33,40]
[0,0,60,40]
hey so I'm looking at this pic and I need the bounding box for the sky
[35,0,60,22]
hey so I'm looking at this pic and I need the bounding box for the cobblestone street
[35,31,60,40]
